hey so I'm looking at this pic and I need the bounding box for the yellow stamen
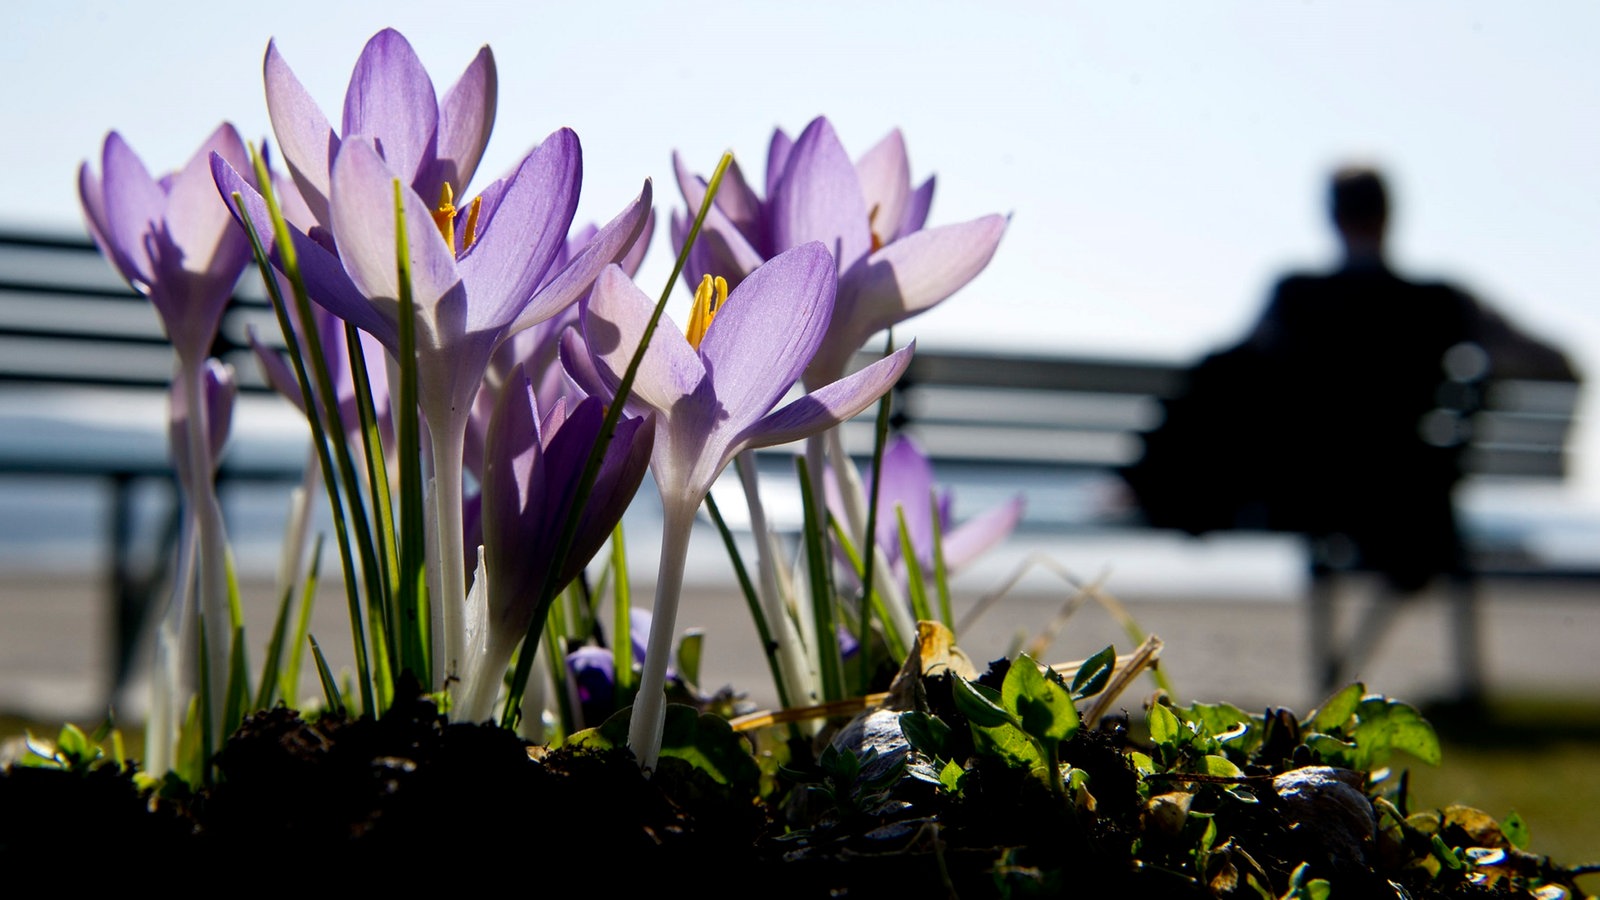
[685,274,730,350]
[432,182,458,248]
[461,195,483,251]
[867,203,885,253]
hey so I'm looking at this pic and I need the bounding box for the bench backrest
[0,231,291,480]
[4,230,1578,487]
[0,232,280,394]
[872,349,1579,482]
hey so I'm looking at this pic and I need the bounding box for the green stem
[796,458,844,703]
[858,346,896,692]
[609,524,635,695]
[235,158,381,714]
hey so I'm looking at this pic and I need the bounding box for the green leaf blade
[1070,645,1117,700]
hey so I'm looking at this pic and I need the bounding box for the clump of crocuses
[78,26,1005,780]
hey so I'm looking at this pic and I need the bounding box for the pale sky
[7,1,1599,493]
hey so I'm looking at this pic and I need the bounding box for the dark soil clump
[2,676,1590,897]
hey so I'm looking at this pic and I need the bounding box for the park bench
[879,347,1585,702]
[3,229,1584,707]
[0,230,301,698]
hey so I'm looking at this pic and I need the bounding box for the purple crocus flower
[574,242,913,769]
[565,645,616,729]
[215,134,651,406]
[264,28,496,230]
[454,365,654,722]
[79,125,255,367]
[169,358,237,489]
[222,30,645,690]
[465,211,656,485]
[672,117,1006,388]
[563,609,661,729]
[856,434,1026,586]
[246,170,395,452]
[79,125,255,772]
[215,131,651,687]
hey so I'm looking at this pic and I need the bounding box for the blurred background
[2,0,1597,865]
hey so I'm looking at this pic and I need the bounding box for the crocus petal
[457,169,508,253]
[481,380,652,671]
[567,646,616,717]
[855,129,911,248]
[697,242,836,427]
[538,400,606,580]
[483,368,549,631]
[875,435,938,557]
[99,132,163,286]
[940,494,1027,574]
[672,152,764,286]
[617,208,655,277]
[433,44,497,197]
[670,201,766,289]
[76,163,114,269]
[629,608,653,663]
[741,343,914,450]
[846,213,1007,322]
[553,224,599,276]
[808,214,1007,387]
[202,358,238,468]
[901,175,936,237]
[670,153,703,219]
[765,127,794,200]
[270,167,320,234]
[264,40,339,228]
[330,138,461,326]
[506,173,650,335]
[553,400,655,586]
[674,151,764,255]
[170,359,237,487]
[249,327,303,414]
[558,327,610,406]
[211,153,397,346]
[768,118,872,273]
[458,129,580,332]
[581,266,704,417]
[341,28,439,190]
[159,126,253,341]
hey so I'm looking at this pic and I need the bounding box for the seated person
[1123,166,1575,591]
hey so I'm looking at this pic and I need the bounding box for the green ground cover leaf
[1003,654,1079,744]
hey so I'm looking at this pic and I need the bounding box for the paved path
[3,568,1597,722]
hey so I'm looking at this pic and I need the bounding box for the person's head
[1329,166,1389,261]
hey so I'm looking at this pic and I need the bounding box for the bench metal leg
[1336,580,1404,688]
[1309,567,1340,694]
[105,474,182,708]
[1311,561,1486,704]
[1447,571,1486,703]
[107,474,138,703]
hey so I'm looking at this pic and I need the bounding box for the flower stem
[428,421,469,692]
[181,363,232,744]
[827,429,916,646]
[736,452,816,706]
[627,498,696,771]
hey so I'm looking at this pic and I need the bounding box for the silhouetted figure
[1122,166,1576,698]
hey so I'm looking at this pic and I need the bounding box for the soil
[1,672,1590,897]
